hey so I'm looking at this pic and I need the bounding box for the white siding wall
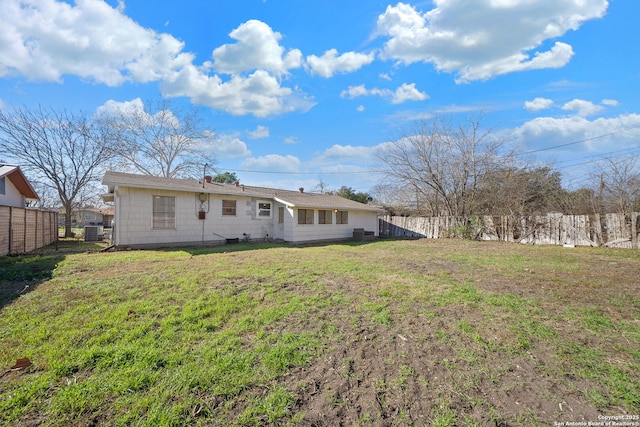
[0,177,26,208]
[290,208,378,242]
[114,187,277,247]
[283,206,295,242]
[113,186,379,247]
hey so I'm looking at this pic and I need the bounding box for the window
[336,210,348,224]
[0,177,5,195]
[153,196,175,229]
[278,207,285,224]
[222,200,236,216]
[318,210,332,224]
[298,209,314,225]
[257,201,272,218]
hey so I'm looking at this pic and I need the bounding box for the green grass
[1,239,639,426]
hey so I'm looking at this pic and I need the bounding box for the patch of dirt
[271,242,634,426]
[279,311,604,426]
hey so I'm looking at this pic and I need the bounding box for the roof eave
[6,168,39,200]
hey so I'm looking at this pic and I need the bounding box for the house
[101,171,382,248]
[58,207,115,228]
[0,165,39,208]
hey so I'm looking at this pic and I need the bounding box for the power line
[515,131,621,156]
[515,122,640,157]
[221,167,379,175]
[219,126,639,177]
[552,147,640,171]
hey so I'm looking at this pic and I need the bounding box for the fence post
[633,213,638,250]
[23,208,27,253]
[8,207,13,255]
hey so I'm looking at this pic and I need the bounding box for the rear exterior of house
[102,171,381,248]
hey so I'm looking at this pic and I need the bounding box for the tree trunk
[64,203,74,238]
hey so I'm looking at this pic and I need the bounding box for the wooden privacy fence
[380,212,640,249]
[0,206,59,256]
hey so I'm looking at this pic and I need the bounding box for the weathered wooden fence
[0,206,59,256]
[380,212,640,249]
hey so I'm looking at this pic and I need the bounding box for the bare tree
[98,98,215,178]
[473,166,565,216]
[558,187,599,215]
[0,105,113,237]
[377,114,509,217]
[595,155,640,214]
[28,181,58,209]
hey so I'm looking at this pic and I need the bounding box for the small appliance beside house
[101,171,382,248]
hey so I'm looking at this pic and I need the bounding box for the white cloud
[340,83,427,104]
[341,84,375,99]
[160,67,315,117]
[357,105,365,112]
[319,144,374,161]
[159,19,316,117]
[512,113,640,152]
[306,144,380,176]
[96,98,145,117]
[95,98,183,128]
[0,0,192,85]
[375,0,608,82]
[391,82,428,104]
[284,136,298,145]
[211,134,252,159]
[602,99,619,107]
[242,154,301,172]
[248,125,270,139]
[561,99,604,117]
[0,4,313,118]
[212,20,302,77]
[306,49,375,78]
[524,97,554,112]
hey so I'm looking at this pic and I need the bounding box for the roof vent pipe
[299,187,304,193]
[235,181,239,187]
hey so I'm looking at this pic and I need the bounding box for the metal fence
[0,206,59,256]
[380,212,640,249]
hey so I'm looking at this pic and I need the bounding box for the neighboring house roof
[102,171,381,213]
[0,164,39,200]
[58,207,115,216]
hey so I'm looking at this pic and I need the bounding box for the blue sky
[1,0,639,195]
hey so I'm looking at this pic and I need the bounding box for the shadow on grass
[0,253,65,310]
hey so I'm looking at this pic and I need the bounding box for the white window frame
[152,195,175,229]
[256,200,272,218]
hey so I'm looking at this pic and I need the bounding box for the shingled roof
[102,171,381,212]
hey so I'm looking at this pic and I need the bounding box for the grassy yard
[0,239,639,426]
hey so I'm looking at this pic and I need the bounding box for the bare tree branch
[0,105,113,237]
[377,114,509,217]
[99,98,216,178]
